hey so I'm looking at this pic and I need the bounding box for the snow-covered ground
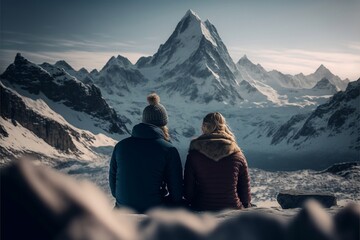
[50,155,360,208]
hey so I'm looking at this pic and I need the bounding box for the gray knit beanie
[142,93,168,127]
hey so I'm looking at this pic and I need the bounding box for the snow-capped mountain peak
[237,55,255,67]
[179,9,217,46]
[315,64,332,76]
[305,64,348,91]
[53,60,95,83]
[236,55,268,77]
[136,9,221,70]
[101,55,133,71]
[181,9,201,22]
[134,10,241,103]
[241,54,249,60]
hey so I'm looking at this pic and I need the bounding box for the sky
[1,0,359,80]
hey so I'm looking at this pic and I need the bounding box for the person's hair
[160,126,170,141]
[202,112,236,142]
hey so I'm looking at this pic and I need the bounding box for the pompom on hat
[142,93,168,127]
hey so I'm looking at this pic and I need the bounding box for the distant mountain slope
[54,60,94,84]
[293,64,348,90]
[235,55,344,105]
[271,79,360,151]
[0,83,117,162]
[91,55,147,97]
[0,53,128,135]
[312,78,339,94]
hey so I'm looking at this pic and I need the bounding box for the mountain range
[0,10,357,170]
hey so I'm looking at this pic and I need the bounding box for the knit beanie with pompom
[142,93,168,127]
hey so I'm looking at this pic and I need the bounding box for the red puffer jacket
[184,133,251,211]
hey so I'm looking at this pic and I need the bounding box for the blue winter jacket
[109,123,183,213]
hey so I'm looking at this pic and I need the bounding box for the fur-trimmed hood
[189,133,241,161]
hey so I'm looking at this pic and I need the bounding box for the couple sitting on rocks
[109,93,251,213]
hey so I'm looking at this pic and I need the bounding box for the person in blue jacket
[109,93,183,213]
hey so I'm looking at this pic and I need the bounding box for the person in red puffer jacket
[184,112,251,211]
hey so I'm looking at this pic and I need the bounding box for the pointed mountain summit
[53,60,94,83]
[306,64,348,91]
[137,9,220,69]
[237,54,252,66]
[237,55,267,75]
[101,55,133,71]
[136,10,241,103]
[314,64,331,75]
[55,60,75,72]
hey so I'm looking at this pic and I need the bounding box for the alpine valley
[1,10,359,174]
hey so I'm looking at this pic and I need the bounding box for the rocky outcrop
[0,84,78,152]
[1,53,128,134]
[277,190,337,209]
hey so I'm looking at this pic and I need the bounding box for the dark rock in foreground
[286,200,335,240]
[334,203,360,240]
[277,190,337,209]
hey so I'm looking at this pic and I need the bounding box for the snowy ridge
[235,55,349,106]
[54,60,94,84]
[0,53,128,136]
[0,82,117,162]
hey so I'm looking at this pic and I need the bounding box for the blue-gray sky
[1,0,359,79]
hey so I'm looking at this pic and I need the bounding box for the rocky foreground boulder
[1,160,359,240]
[277,190,337,209]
